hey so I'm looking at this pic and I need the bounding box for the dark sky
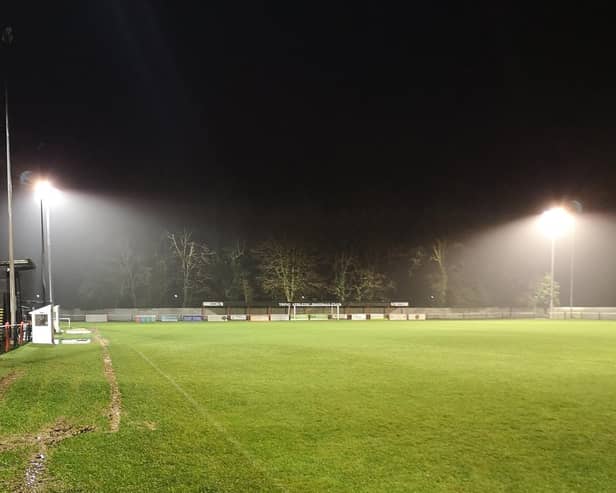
[4,2,616,235]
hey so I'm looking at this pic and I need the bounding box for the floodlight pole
[569,222,575,318]
[3,55,16,326]
[45,202,53,306]
[40,198,47,304]
[549,236,555,318]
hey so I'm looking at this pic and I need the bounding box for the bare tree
[430,239,448,305]
[407,246,425,280]
[168,230,213,307]
[228,242,253,304]
[430,239,473,306]
[209,242,252,303]
[353,266,392,302]
[254,240,321,305]
[331,251,355,303]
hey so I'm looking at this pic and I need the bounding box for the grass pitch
[2,320,616,492]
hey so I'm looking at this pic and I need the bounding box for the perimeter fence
[58,306,551,322]
[0,322,32,355]
[551,307,616,320]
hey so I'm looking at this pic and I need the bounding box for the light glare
[539,207,574,239]
[34,180,62,204]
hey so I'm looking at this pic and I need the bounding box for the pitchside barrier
[64,305,581,322]
[64,311,429,322]
[551,308,616,320]
[0,322,31,354]
[66,310,521,322]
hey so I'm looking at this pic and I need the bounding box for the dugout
[201,301,290,319]
[338,302,410,318]
[0,258,37,324]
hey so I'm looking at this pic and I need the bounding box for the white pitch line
[130,346,289,493]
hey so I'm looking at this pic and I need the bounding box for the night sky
[3,4,616,244]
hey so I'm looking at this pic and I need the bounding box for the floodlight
[538,207,574,239]
[538,206,575,318]
[34,180,61,204]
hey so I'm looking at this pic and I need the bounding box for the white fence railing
[57,306,556,322]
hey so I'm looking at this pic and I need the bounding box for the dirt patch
[0,369,25,400]
[22,420,95,492]
[0,419,96,453]
[92,329,121,432]
[0,418,95,492]
[37,419,96,447]
[22,451,47,492]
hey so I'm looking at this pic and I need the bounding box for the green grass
[2,320,616,492]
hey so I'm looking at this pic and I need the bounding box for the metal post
[2,27,16,326]
[45,204,53,306]
[4,78,16,326]
[549,236,555,318]
[40,199,47,303]
[569,222,575,319]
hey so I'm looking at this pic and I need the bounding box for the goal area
[279,302,342,321]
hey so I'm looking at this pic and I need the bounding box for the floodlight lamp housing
[538,207,574,239]
[34,180,61,204]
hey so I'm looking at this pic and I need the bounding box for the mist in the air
[0,185,615,309]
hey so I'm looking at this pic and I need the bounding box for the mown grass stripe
[129,344,290,493]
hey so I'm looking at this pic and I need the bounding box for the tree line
[76,230,556,310]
